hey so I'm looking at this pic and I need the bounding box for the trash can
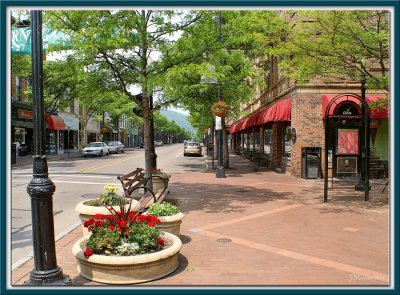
[11,143,16,165]
[301,147,322,179]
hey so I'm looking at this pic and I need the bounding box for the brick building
[228,12,389,180]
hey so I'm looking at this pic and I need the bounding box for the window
[283,126,291,157]
[264,129,273,154]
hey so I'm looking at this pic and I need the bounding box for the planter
[154,212,184,237]
[75,199,141,237]
[72,232,182,284]
[211,107,228,117]
[152,173,171,193]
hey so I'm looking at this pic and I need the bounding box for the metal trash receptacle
[301,147,322,179]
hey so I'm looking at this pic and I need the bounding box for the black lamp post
[355,61,371,199]
[25,10,71,286]
[215,11,226,178]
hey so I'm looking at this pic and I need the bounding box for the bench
[369,158,388,179]
[117,168,168,212]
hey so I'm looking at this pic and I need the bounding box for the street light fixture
[25,10,70,285]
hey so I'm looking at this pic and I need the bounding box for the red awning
[46,115,65,130]
[257,98,291,125]
[322,94,388,119]
[229,98,291,133]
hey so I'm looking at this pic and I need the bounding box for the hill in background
[160,109,196,136]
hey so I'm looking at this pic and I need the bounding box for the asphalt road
[10,143,205,269]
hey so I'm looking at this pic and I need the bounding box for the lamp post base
[24,267,71,286]
[216,166,226,178]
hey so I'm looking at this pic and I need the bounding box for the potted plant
[75,184,141,237]
[146,202,184,237]
[72,198,182,284]
[151,169,171,193]
[211,100,229,117]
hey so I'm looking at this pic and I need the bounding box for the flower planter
[152,173,171,193]
[154,212,184,237]
[72,232,182,284]
[212,107,228,117]
[75,199,141,237]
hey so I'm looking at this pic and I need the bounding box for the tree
[46,10,206,180]
[161,11,286,168]
[274,10,389,91]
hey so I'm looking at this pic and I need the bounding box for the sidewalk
[11,153,390,287]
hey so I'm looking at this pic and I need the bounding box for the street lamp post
[215,11,226,178]
[355,61,371,199]
[25,10,71,286]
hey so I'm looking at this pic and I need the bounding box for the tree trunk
[142,92,153,190]
[211,123,215,169]
[222,118,229,169]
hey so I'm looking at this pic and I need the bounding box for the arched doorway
[324,94,371,202]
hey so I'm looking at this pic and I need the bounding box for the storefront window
[283,126,291,158]
[46,130,57,154]
[264,129,273,154]
[254,130,260,151]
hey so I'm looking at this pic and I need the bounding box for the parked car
[184,141,202,157]
[106,141,125,154]
[82,142,110,157]
[155,140,163,146]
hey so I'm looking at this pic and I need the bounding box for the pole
[355,69,370,197]
[67,127,70,158]
[25,10,70,285]
[215,11,226,178]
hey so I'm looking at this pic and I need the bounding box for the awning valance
[322,94,388,119]
[46,115,65,130]
[256,98,291,125]
[229,98,291,134]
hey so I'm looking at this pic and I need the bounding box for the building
[228,11,389,180]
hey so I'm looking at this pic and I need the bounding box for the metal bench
[117,168,168,211]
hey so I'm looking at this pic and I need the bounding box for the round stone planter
[154,212,184,237]
[75,199,141,237]
[152,173,171,193]
[72,232,182,284]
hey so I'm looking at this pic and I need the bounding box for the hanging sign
[11,27,71,54]
[215,116,222,130]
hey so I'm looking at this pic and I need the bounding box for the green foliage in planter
[147,202,180,217]
[127,222,161,254]
[84,197,131,207]
[86,227,121,255]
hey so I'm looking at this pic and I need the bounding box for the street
[10,143,204,268]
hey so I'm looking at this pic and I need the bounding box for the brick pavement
[11,153,390,287]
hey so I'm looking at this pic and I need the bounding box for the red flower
[156,237,165,246]
[94,214,105,219]
[84,248,93,258]
[147,221,155,227]
[94,221,105,227]
[108,225,115,231]
[137,215,147,222]
[83,219,94,228]
[128,211,137,220]
[117,220,127,230]
[116,211,122,217]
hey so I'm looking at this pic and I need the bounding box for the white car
[155,140,163,146]
[106,141,125,154]
[82,142,110,157]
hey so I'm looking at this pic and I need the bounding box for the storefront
[11,102,34,154]
[45,114,65,155]
[230,93,388,179]
[59,113,80,153]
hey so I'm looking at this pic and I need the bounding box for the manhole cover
[216,238,232,243]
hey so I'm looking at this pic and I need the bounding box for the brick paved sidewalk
[11,153,390,288]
